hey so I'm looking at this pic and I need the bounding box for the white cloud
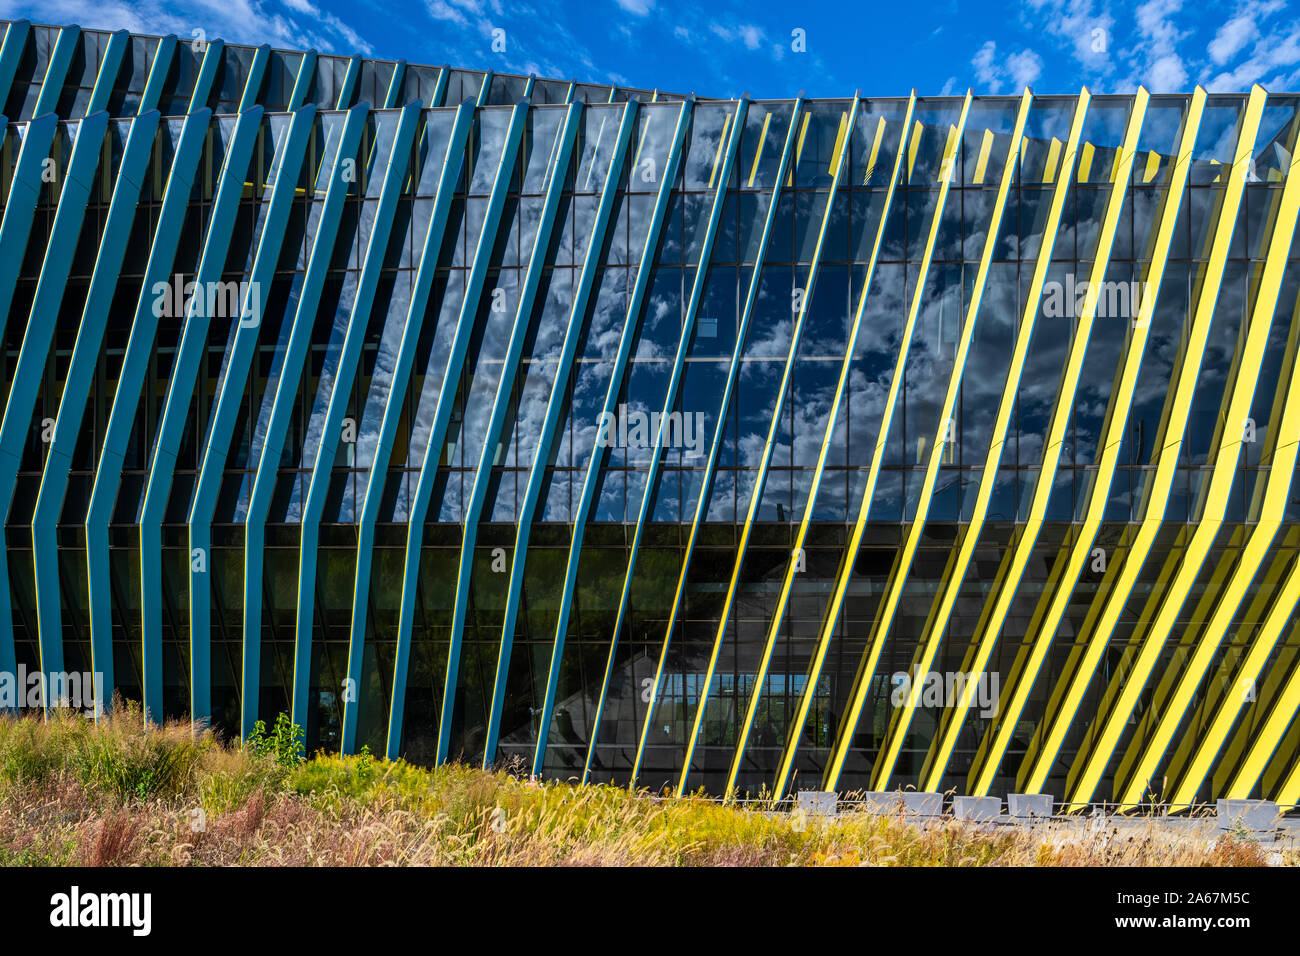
[426,0,470,26]
[613,0,653,14]
[1134,0,1184,51]
[321,11,370,52]
[1146,52,1187,90]
[1204,27,1300,90]
[972,39,1001,91]
[1194,0,1299,89]
[1006,48,1043,87]
[1013,0,1299,93]
[1208,14,1258,65]
[737,24,763,51]
[1018,0,1115,75]
[971,39,1040,92]
[0,0,373,54]
[1130,0,1187,89]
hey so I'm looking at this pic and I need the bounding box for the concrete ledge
[861,791,942,816]
[796,790,837,816]
[1217,799,1278,832]
[901,791,943,816]
[1007,793,1053,818]
[952,795,1001,821]
[861,791,906,814]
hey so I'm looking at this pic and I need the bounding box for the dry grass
[0,709,1289,866]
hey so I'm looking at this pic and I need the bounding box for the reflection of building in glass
[3,17,1300,810]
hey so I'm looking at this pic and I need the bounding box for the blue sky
[3,0,1299,97]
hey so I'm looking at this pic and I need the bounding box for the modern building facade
[2,18,1300,809]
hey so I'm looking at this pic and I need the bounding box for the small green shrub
[245,713,305,769]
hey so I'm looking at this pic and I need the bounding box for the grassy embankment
[0,706,1284,866]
